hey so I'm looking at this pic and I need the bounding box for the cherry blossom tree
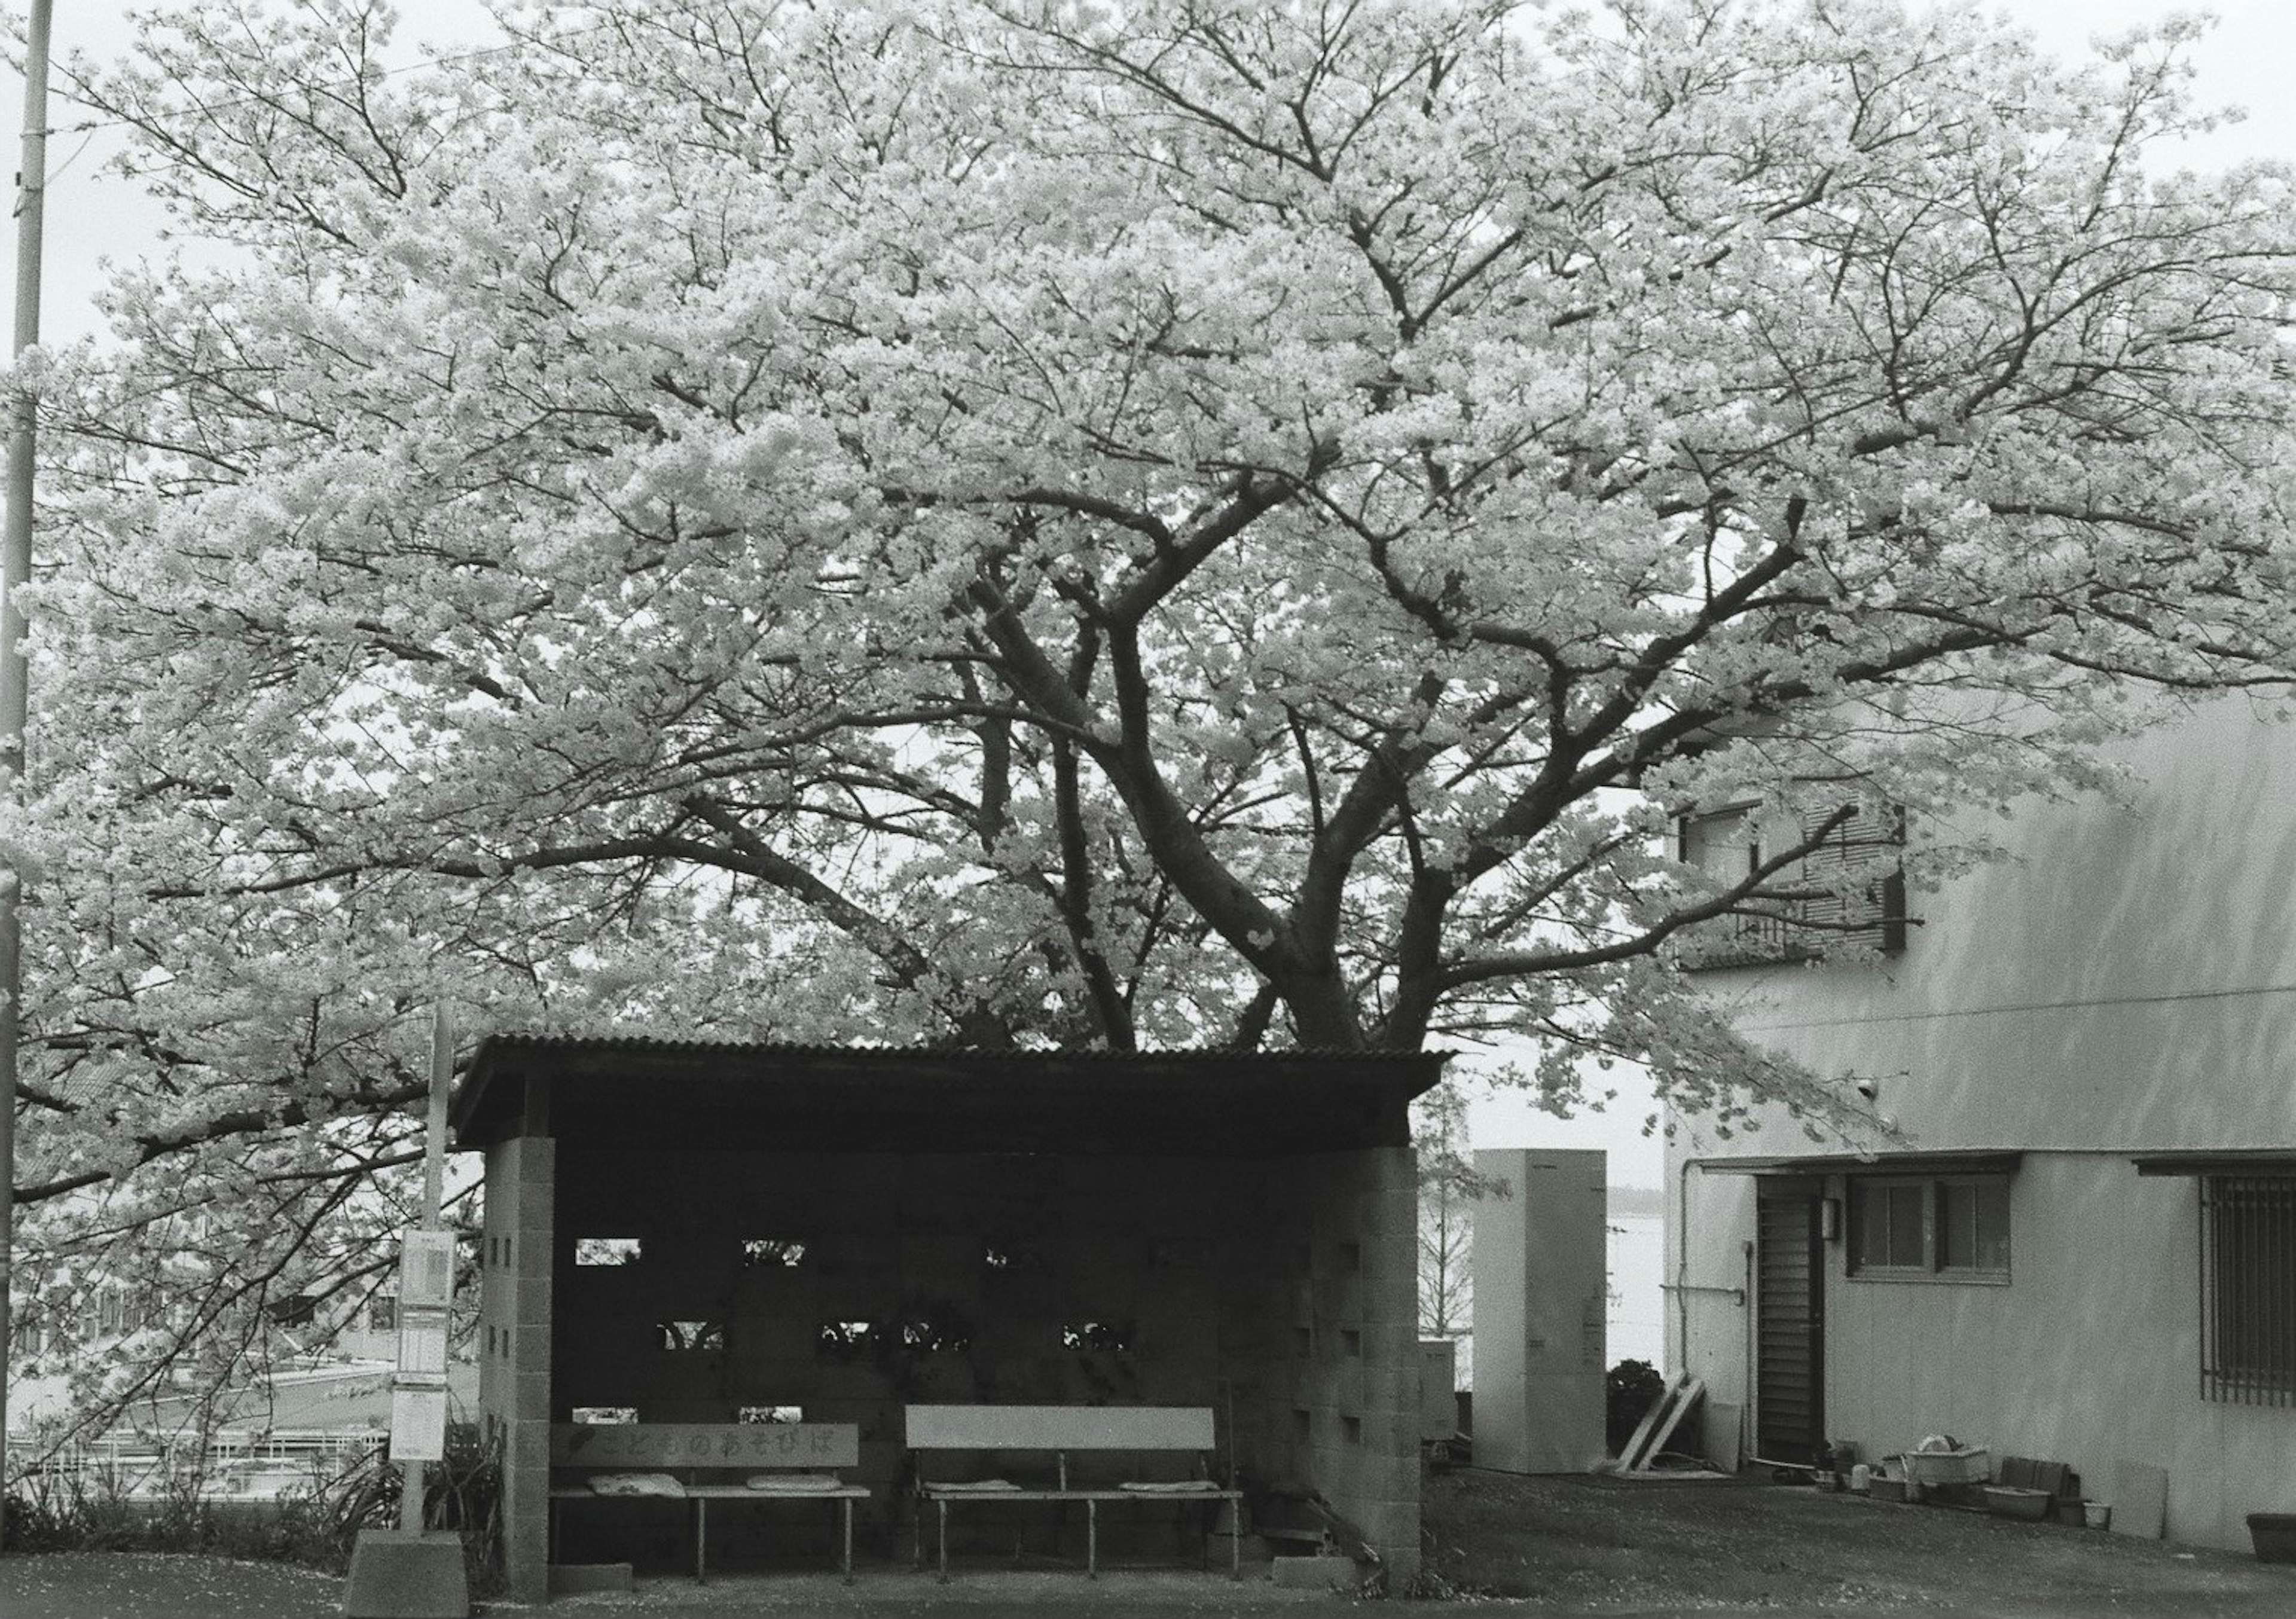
[10,0,2296,1437]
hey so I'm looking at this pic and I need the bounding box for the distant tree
[1415,1085,1479,1353]
[11,0,2296,1444]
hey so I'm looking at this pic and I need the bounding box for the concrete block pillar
[1266,1145,1422,1582]
[1472,1148,1606,1474]
[483,1135,555,1604]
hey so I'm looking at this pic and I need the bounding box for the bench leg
[1087,1498,1097,1580]
[938,1498,948,1584]
[1232,1499,1241,1581]
[842,1498,854,1585]
[694,1497,707,1584]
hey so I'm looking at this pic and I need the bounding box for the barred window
[2202,1176,2296,1405]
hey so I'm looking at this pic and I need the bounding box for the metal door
[1754,1180,1825,1466]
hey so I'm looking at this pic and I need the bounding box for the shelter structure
[451,1035,1445,1599]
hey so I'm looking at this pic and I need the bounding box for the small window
[1849,1177,2010,1280]
[744,1238,807,1268]
[740,1405,804,1424]
[817,1319,878,1358]
[1938,1180,2011,1272]
[1341,1415,1363,1444]
[984,1242,1044,1273]
[1061,1319,1136,1352]
[1681,804,1761,879]
[1341,1328,1362,1358]
[1852,1181,1927,1272]
[264,1293,316,1328]
[658,1320,726,1352]
[572,1407,637,1425]
[369,1297,398,1333]
[575,1238,642,1267]
[900,1308,974,1354]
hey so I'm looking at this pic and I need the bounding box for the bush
[327,1424,505,1597]
[1605,1358,1666,1455]
[0,1423,502,1598]
[0,1462,348,1568]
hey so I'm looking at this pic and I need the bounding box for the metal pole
[425,1005,450,1221]
[0,0,55,1551]
[395,1006,453,1536]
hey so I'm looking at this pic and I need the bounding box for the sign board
[399,1230,456,1308]
[390,1386,448,1462]
[550,1422,859,1468]
[903,1404,1215,1452]
[396,1305,450,1380]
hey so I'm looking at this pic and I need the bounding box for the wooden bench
[548,1422,868,1583]
[905,1404,1242,1580]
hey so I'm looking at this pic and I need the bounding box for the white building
[1667,697,2296,1550]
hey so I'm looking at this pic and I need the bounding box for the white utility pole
[0,0,56,1551]
[391,1008,456,1534]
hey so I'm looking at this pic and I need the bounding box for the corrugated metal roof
[474,1032,1439,1061]
[455,1031,1450,1156]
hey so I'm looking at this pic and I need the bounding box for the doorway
[1753,1179,1824,1467]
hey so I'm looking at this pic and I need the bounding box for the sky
[4,1,2292,1189]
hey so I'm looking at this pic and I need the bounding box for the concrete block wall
[544,1148,1249,1566]
[1236,1148,1420,1579]
[485,1139,1422,1578]
[481,1134,556,1605]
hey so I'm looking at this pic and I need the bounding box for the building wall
[1667,697,2296,1549]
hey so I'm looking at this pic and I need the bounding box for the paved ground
[11,1470,2296,1617]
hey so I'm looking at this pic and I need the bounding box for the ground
[10,1471,2296,1617]
[0,1550,344,1618]
[1419,1471,2296,1616]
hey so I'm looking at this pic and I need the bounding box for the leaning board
[905,1405,1214,1451]
[551,1422,859,1468]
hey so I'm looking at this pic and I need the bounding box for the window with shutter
[1678,798,1907,968]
